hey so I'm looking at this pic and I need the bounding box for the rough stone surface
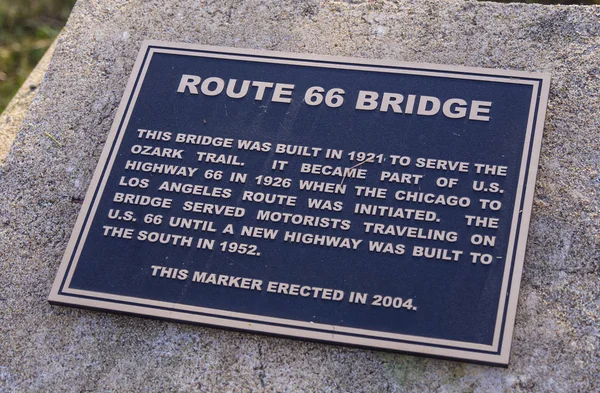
[1,0,599,392]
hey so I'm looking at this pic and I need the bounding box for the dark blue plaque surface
[50,41,550,366]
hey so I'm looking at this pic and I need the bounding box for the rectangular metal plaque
[49,41,550,366]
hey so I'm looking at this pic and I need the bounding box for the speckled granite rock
[0,1,598,392]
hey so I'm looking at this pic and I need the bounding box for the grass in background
[0,0,75,113]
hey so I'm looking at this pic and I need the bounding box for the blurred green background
[0,0,598,114]
[0,0,75,112]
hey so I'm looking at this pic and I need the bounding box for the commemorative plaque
[49,41,550,366]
